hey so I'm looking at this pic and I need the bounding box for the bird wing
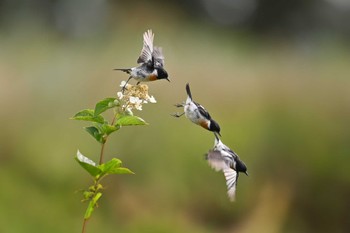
[153,46,165,67]
[195,102,211,119]
[137,29,154,64]
[223,169,238,201]
[222,147,238,159]
[207,150,238,201]
[206,150,232,171]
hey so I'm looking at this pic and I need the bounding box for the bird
[206,134,248,201]
[173,83,221,136]
[114,29,169,91]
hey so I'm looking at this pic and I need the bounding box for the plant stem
[99,112,117,165]
[82,219,88,233]
[99,142,106,165]
[111,112,117,125]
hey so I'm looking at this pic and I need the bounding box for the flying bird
[173,83,221,136]
[114,29,169,91]
[206,134,248,201]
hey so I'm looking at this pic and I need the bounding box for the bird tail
[186,83,192,100]
[114,68,131,74]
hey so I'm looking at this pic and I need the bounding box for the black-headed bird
[206,134,248,201]
[114,29,169,91]
[173,83,221,136]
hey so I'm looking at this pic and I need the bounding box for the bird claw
[171,112,184,118]
[174,103,184,108]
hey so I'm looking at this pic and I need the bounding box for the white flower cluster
[116,81,157,112]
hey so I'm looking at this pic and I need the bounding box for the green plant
[71,81,157,233]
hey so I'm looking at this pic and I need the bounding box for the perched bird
[206,134,248,201]
[114,29,169,91]
[173,83,221,136]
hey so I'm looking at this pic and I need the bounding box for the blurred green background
[1,0,350,232]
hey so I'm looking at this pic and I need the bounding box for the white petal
[135,104,143,111]
[129,96,139,104]
[119,81,127,87]
[125,108,133,115]
[117,92,123,100]
[149,96,157,103]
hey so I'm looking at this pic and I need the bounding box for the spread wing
[153,46,165,67]
[206,150,238,201]
[224,169,238,201]
[206,150,232,172]
[137,29,154,64]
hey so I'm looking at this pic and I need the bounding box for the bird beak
[244,171,249,176]
[166,77,171,82]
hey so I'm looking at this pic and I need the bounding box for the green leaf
[98,158,134,175]
[115,115,147,126]
[100,124,120,136]
[75,150,102,177]
[84,123,119,143]
[84,192,102,220]
[71,109,105,124]
[94,98,117,116]
[98,158,122,174]
[84,126,105,143]
[108,167,134,175]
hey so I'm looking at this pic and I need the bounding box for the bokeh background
[1,0,350,232]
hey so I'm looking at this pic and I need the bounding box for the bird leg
[174,102,185,108]
[171,112,185,118]
[172,102,185,117]
[122,76,132,93]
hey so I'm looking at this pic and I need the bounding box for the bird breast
[184,102,200,122]
[184,102,210,130]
